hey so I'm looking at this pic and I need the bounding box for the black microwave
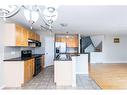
[36,41,41,47]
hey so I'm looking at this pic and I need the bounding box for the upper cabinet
[3,23,40,47]
[28,30,40,41]
[16,24,28,46]
[66,35,78,47]
[36,34,40,41]
[55,34,79,48]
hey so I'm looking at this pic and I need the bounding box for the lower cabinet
[41,55,45,69]
[24,58,35,83]
[4,58,35,87]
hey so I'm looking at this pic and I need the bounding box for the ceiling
[6,6,127,35]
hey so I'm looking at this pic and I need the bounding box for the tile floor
[3,66,101,90]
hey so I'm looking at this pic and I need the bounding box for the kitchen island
[54,54,76,87]
[54,53,89,87]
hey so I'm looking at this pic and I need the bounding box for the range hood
[28,39,41,47]
[28,39,36,43]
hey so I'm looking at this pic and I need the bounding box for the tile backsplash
[4,47,36,59]
[4,47,21,59]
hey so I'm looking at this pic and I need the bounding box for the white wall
[91,34,127,63]
[0,25,4,88]
[35,31,54,67]
[103,35,127,63]
[44,33,54,67]
[4,47,21,59]
[90,52,104,63]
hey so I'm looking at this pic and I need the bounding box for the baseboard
[0,85,5,89]
[91,61,127,64]
[76,72,88,75]
[44,64,54,68]
[103,61,127,64]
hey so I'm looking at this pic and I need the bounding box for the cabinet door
[55,37,61,42]
[36,34,40,41]
[73,35,78,47]
[22,28,28,46]
[31,58,35,76]
[66,36,72,47]
[66,35,78,47]
[32,32,36,40]
[24,60,30,83]
[34,33,37,41]
[61,37,66,43]
[16,25,28,46]
[28,31,32,39]
[16,24,23,46]
[41,56,45,68]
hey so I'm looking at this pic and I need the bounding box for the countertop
[54,54,72,61]
[4,54,45,61]
[58,53,80,56]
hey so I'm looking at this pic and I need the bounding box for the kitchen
[1,23,91,89]
[0,5,101,89]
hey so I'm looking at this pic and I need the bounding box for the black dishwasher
[34,55,42,76]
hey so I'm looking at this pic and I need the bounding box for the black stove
[21,50,42,76]
[21,50,32,58]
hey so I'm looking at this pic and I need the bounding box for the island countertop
[54,54,72,61]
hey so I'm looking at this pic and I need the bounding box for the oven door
[34,57,42,76]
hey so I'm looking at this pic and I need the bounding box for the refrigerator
[55,42,66,53]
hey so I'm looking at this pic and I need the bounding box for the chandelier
[0,5,58,30]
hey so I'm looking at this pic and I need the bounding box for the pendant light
[23,6,39,29]
[43,7,58,24]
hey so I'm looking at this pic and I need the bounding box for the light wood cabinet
[24,58,35,83]
[41,55,45,68]
[36,34,40,41]
[55,37,66,43]
[17,25,28,46]
[55,37,61,42]
[24,60,30,83]
[3,24,28,46]
[66,35,78,47]
[3,23,40,47]
[55,35,78,47]
[61,37,66,43]
[15,24,28,46]
[28,31,32,40]
[28,31,40,41]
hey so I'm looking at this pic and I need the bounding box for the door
[45,34,54,67]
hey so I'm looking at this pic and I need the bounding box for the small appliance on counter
[21,50,42,76]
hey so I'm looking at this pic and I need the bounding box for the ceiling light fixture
[23,5,39,29]
[0,5,58,30]
[0,5,21,21]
